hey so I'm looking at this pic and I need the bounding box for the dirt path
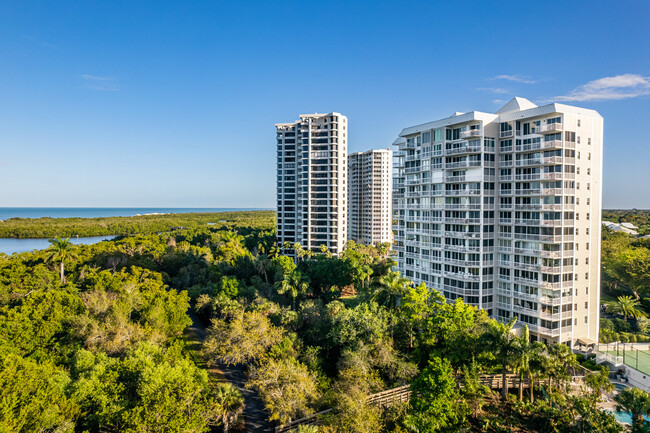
[186,311,273,433]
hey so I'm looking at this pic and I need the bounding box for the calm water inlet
[0,236,116,255]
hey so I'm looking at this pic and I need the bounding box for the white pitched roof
[496,97,538,114]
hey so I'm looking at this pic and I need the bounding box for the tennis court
[600,343,650,376]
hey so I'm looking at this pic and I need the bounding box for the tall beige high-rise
[276,113,348,255]
[392,97,602,345]
[348,149,393,245]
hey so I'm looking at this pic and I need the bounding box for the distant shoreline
[0,207,273,221]
[0,210,276,239]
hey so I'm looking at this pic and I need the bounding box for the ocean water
[0,207,269,220]
[0,236,116,255]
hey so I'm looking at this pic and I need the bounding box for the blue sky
[0,0,649,208]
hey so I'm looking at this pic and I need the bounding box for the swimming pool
[614,383,629,391]
[608,410,649,424]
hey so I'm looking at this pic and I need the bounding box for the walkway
[186,311,273,433]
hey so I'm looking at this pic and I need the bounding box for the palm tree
[615,387,650,433]
[374,271,411,310]
[526,344,547,404]
[609,295,647,321]
[486,317,519,400]
[276,270,310,310]
[46,237,78,284]
[255,255,271,284]
[583,369,614,417]
[214,383,244,433]
[318,244,332,258]
[513,326,537,401]
[545,343,578,392]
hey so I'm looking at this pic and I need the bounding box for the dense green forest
[603,209,650,236]
[2,212,644,432]
[600,228,650,344]
[0,210,275,238]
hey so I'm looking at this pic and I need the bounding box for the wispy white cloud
[493,99,506,104]
[490,74,536,84]
[80,74,120,91]
[477,87,510,94]
[551,74,650,102]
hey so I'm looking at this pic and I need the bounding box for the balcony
[445,160,482,169]
[461,129,482,139]
[444,231,482,238]
[516,140,564,152]
[516,189,542,196]
[538,122,563,133]
[443,285,481,297]
[446,258,481,267]
[540,250,562,259]
[513,262,541,272]
[445,175,466,183]
[445,189,481,196]
[515,219,541,226]
[405,166,421,174]
[516,159,542,167]
[513,276,539,285]
[445,217,481,224]
[445,203,482,210]
[443,271,480,281]
[539,219,562,227]
[446,145,482,156]
[499,130,514,139]
[444,244,481,253]
[542,156,563,165]
[539,311,562,321]
[540,172,563,180]
[541,265,562,273]
[515,247,539,255]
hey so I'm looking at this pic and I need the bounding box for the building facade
[276,113,348,255]
[348,149,393,245]
[392,97,603,345]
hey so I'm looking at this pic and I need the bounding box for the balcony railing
[445,203,482,210]
[445,160,482,169]
[444,231,482,238]
[461,129,482,139]
[445,189,481,196]
[537,122,563,133]
[446,145,482,156]
[516,159,542,167]
[499,130,514,138]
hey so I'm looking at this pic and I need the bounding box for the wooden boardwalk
[274,370,590,432]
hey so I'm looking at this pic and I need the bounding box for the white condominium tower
[393,97,603,345]
[276,113,348,255]
[348,149,393,245]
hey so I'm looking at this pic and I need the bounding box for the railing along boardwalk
[274,385,410,432]
[366,384,411,407]
[274,409,332,433]
[275,370,590,432]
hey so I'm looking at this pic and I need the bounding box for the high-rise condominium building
[276,113,348,255]
[348,149,393,245]
[393,97,603,345]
